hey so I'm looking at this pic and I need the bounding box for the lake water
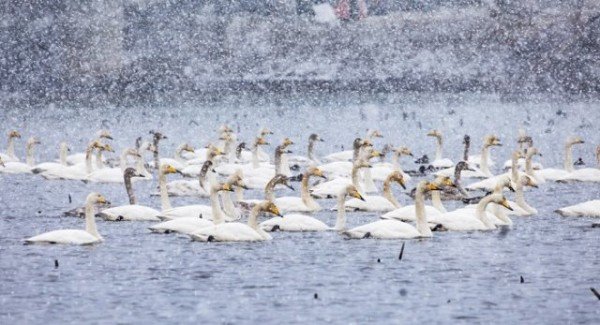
[1,92,599,323]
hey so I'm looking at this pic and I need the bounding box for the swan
[555,200,600,218]
[86,148,141,183]
[97,168,162,221]
[65,130,113,166]
[276,138,294,177]
[260,184,364,232]
[319,138,371,177]
[370,146,413,182]
[380,176,455,222]
[25,193,108,245]
[343,171,406,212]
[150,131,167,173]
[31,142,71,179]
[273,166,327,213]
[219,170,248,220]
[557,144,600,182]
[506,174,538,216]
[50,141,105,180]
[288,133,324,165]
[310,160,371,198]
[501,129,542,170]
[426,130,454,169]
[181,144,223,177]
[0,130,21,162]
[360,146,383,193]
[323,130,383,162]
[149,182,235,234]
[342,180,444,239]
[1,137,41,174]
[536,136,584,181]
[166,160,213,197]
[214,137,271,177]
[467,135,502,172]
[238,174,295,208]
[157,143,195,171]
[190,201,283,242]
[433,193,513,231]
[463,176,515,225]
[465,150,526,192]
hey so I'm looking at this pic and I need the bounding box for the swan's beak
[319,138,325,142]
[507,184,516,192]
[237,183,249,190]
[285,184,295,191]
[501,199,513,211]
[398,179,406,190]
[222,183,234,192]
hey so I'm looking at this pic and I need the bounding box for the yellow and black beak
[501,199,513,211]
[222,183,234,192]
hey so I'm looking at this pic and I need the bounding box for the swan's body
[555,200,600,218]
[435,194,512,231]
[25,193,107,245]
[537,136,585,181]
[0,130,21,162]
[343,171,405,212]
[427,130,454,169]
[1,137,40,174]
[310,160,370,198]
[274,166,325,213]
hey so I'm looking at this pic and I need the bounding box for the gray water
[1,93,599,324]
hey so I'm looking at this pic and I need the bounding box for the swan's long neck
[235,186,244,201]
[480,145,491,176]
[281,153,291,177]
[564,143,574,172]
[26,144,36,166]
[491,203,511,225]
[85,199,101,239]
[248,205,261,230]
[525,153,537,179]
[7,137,16,159]
[95,150,104,169]
[158,169,172,211]
[308,139,315,161]
[174,147,184,164]
[220,191,236,218]
[391,153,400,170]
[351,166,363,193]
[252,145,260,168]
[352,144,361,162]
[463,140,470,161]
[124,175,137,205]
[476,196,496,228]
[301,173,319,209]
[362,166,375,189]
[415,188,432,237]
[382,179,401,208]
[511,155,519,182]
[153,139,161,172]
[431,190,446,213]
[210,189,225,225]
[435,137,443,160]
[85,146,94,174]
[119,150,129,172]
[135,155,149,176]
[59,145,67,166]
[274,147,283,174]
[515,180,535,213]
[264,181,276,202]
[334,193,347,231]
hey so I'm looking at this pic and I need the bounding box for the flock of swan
[1,126,598,245]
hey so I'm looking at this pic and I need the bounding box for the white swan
[158,143,195,171]
[25,193,108,245]
[343,180,444,239]
[536,136,584,181]
[54,141,105,180]
[169,156,215,197]
[149,182,234,234]
[65,130,113,166]
[274,166,326,213]
[465,150,526,192]
[380,176,455,222]
[555,200,600,218]
[31,142,71,179]
[426,130,454,169]
[86,148,141,183]
[288,133,324,165]
[0,130,21,162]
[1,137,41,174]
[370,146,413,182]
[460,135,502,178]
[190,201,282,242]
[557,144,600,182]
[319,138,370,177]
[434,193,513,231]
[323,130,382,162]
[310,160,371,198]
[343,171,406,212]
[260,184,364,232]
[97,168,161,221]
[506,174,538,216]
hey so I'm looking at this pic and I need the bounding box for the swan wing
[99,205,161,221]
[25,229,100,245]
[160,205,213,220]
[261,214,328,232]
[149,217,214,234]
[191,223,265,242]
[343,196,395,212]
[556,200,600,217]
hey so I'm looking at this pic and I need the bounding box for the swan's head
[254,137,269,146]
[160,164,179,175]
[512,150,524,160]
[282,138,294,147]
[353,159,372,170]
[568,136,585,145]
[100,143,115,153]
[395,146,413,157]
[520,175,538,188]
[309,133,324,142]
[261,201,283,217]
[259,127,274,136]
[219,132,233,141]
[525,147,541,158]
[496,175,515,192]
[367,129,383,138]
[271,174,295,191]
[60,142,70,153]
[388,171,406,189]
[463,135,470,145]
[490,193,513,211]
[145,143,158,154]
[427,130,442,139]
[219,124,233,134]
[455,161,475,172]
[87,192,109,205]
[180,143,195,153]
[8,130,21,139]
[484,135,502,147]
[150,131,167,141]
[124,167,145,179]
[308,166,327,179]
[125,148,141,158]
[97,130,113,140]
[361,139,374,148]
[237,142,246,150]
[227,171,248,190]
[353,138,363,149]
[220,182,235,192]
[345,185,365,201]
[26,137,41,148]
[367,150,382,160]
[434,176,456,189]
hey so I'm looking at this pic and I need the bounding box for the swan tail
[190,233,212,242]
[31,168,44,174]
[342,230,369,239]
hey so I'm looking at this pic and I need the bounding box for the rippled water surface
[1,93,599,323]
